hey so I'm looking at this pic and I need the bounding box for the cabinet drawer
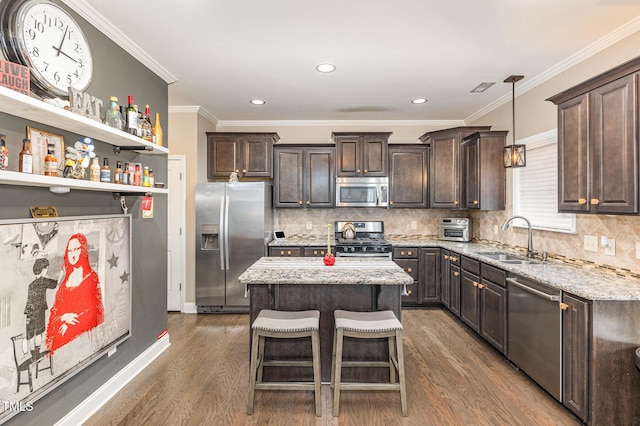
[461,256,480,275]
[393,247,418,259]
[269,247,303,257]
[446,252,461,265]
[394,259,419,280]
[303,247,328,257]
[481,263,507,287]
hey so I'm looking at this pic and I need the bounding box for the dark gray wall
[1,1,168,424]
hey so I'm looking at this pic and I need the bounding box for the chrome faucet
[501,215,538,258]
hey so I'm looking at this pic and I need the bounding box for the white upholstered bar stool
[331,309,407,417]
[247,309,321,417]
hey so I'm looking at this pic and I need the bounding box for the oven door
[439,226,470,242]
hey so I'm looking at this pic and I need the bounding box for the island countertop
[238,257,413,285]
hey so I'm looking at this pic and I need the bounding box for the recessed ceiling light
[316,63,336,73]
[470,82,495,93]
[411,98,428,104]
[249,99,265,105]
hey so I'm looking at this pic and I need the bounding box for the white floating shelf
[0,86,168,154]
[0,170,168,195]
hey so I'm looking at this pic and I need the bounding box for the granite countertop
[269,237,334,247]
[238,257,413,286]
[266,235,640,301]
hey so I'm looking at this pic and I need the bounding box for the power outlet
[584,235,598,252]
[306,221,312,230]
[493,225,499,235]
[604,239,616,256]
[411,221,417,230]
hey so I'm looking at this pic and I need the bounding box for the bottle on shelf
[114,161,123,184]
[125,95,138,136]
[19,137,32,173]
[104,96,124,130]
[100,157,111,183]
[44,142,57,176]
[90,156,100,182]
[0,134,8,171]
[134,104,142,137]
[142,166,151,187]
[153,112,163,146]
[149,168,155,187]
[141,105,153,142]
[122,162,130,185]
[133,164,141,186]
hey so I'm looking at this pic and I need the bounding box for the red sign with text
[0,60,29,96]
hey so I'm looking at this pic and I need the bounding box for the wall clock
[0,0,93,98]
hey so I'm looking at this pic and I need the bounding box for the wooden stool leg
[388,335,396,384]
[247,329,261,415]
[257,335,266,383]
[396,329,408,417]
[311,329,321,417]
[330,327,337,389]
[332,328,344,417]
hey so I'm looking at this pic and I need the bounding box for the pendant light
[503,75,526,168]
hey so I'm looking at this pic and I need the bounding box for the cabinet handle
[407,268,412,273]
[453,271,459,277]
[313,250,318,255]
[306,201,310,205]
[364,169,368,173]
[407,290,412,295]
[298,201,303,205]
[357,169,361,173]
[287,250,292,255]
[321,250,325,255]
[235,169,239,173]
[473,281,479,287]
[389,201,394,205]
[242,169,247,173]
[473,200,478,205]
[451,256,458,262]
[454,200,459,205]
[408,251,413,256]
[280,250,285,255]
[400,251,405,256]
[444,255,450,260]
[559,302,568,310]
[590,198,600,205]
[578,198,587,205]
[478,283,484,289]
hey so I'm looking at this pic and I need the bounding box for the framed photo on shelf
[26,126,65,175]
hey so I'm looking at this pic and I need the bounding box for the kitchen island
[238,257,413,382]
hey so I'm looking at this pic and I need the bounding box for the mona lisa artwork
[0,215,131,423]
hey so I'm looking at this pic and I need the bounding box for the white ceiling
[68,0,640,124]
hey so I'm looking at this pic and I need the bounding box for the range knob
[362,246,367,252]
[349,246,356,252]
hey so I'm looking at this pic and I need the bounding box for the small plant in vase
[323,223,335,266]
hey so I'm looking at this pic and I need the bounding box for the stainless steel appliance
[336,177,389,207]
[439,217,472,242]
[507,275,562,401]
[195,182,273,313]
[334,220,392,258]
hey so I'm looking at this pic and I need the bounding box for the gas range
[334,221,392,258]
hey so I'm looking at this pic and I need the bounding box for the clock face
[7,0,93,97]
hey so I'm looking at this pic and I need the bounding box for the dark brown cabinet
[388,145,429,208]
[562,293,590,422]
[207,132,279,180]
[269,247,303,257]
[479,263,507,355]
[393,247,419,304]
[448,253,461,317]
[462,131,507,210]
[418,248,440,304]
[548,58,639,215]
[419,126,491,209]
[303,247,329,257]
[274,146,335,208]
[459,256,481,332]
[332,132,390,177]
[440,249,451,308]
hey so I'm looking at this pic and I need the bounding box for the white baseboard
[55,333,171,426]
[182,302,198,313]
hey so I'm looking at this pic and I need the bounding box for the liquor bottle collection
[0,93,163,187]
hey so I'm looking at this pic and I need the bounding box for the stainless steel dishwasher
[507,276,562,401]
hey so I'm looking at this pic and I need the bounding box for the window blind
[513,131,576,233]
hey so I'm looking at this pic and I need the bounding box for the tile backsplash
[276,208,640,275]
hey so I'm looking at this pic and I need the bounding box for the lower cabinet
[562,293,590,422]
[419,248,440,304]
[479,263,507,355]
[393,247,419,304]
[449,256,461,317]
[460,256,481,332]
[269,247,303,257]
[440,249,451,308]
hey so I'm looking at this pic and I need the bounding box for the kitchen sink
[477,251,530,264]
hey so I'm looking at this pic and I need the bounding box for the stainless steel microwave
[336,177,389,207]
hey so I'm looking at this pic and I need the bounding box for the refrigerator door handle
[224,195,230,270]
[219,195,226,271]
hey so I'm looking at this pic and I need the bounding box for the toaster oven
[439,218,472,242]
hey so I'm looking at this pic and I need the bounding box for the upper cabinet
[461,131,507,210]
[547,57,640,215]
[388,145,429,208]
[207,132,279,180]
[419,126,491,209]
[273,145,335,208]
[332,132,390,177]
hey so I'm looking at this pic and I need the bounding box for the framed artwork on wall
[0,214,131,424]
[26,127,65,176]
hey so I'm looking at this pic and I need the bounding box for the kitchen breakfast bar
[238,257,413,382]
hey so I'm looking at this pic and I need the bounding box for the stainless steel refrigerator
[195,181,273,313]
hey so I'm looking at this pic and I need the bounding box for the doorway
[167,155,186,311]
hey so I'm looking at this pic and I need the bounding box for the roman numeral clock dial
[0,0,93,98]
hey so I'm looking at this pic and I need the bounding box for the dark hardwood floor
[85,309,581,425]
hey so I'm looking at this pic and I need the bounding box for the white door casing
[167,155,186,311]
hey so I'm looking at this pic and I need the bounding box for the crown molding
[61,0,177,84]
[465,15,640,123]
[215,119,466,128]
[168,106,218,125]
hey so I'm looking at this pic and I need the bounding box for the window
[512,130,576,233]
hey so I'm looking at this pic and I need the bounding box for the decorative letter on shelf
[68,87,103,122]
